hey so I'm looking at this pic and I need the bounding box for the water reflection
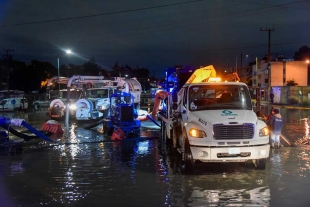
[3,109,310,206]
[31,139,155,206]
[155,143,271,206]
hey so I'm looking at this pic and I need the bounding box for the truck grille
[213,124,254,140]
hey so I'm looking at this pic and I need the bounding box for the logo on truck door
[221,110,238,116]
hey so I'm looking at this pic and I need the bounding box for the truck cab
[158,65,270,171]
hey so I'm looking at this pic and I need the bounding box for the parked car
[0,97,28,112]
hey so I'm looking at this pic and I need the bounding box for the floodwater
[0,106,310,207]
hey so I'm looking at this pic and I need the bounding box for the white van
[0,97,28,112]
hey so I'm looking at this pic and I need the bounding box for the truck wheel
[254,158,266,170]
[184,138,195,172]
[34,103,40,110]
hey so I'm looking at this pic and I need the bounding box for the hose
[0,125,52,141]
[146,114,161,128]
[81,118,105,129]
[0,116,55,142]
[21,121,55,142]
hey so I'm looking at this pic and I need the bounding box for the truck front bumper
[190,144,270,162]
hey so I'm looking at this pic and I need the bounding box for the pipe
[65,75,106,136]
[151,90,168,119]
[0,125,52,141]
[20,121,55,142]
[146,114,161,127]
[0,117,55,142]
[136,90,168,121]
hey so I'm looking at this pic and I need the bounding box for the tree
[81,61,102,75]
[293,46,310,60]
[21,60,56,92]
[286,79,298,86]
[60,64,83,77]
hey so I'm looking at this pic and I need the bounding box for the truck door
[181,87,188,125]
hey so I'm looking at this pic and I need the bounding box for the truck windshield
[188,85,252,111]
[86,89,109,98]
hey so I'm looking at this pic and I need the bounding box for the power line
[260,28,275,62]
[2,0,308,29]
[0,0,204,27]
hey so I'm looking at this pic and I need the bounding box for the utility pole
[260,28,274,62]
[235,53,238,73]
[260,28,274,102]
[3,49,14,92]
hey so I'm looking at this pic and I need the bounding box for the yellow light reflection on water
[306,118,310,137]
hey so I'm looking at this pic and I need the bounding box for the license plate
[228,148,240,154]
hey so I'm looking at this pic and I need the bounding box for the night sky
[1,0,310,77]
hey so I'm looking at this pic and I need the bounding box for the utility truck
[74,77,142,121]
[156,65,270,171]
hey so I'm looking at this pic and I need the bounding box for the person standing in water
[268,108,283,149]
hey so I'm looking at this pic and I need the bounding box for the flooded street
[1,106,310,207]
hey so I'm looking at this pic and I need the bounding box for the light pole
[235,55,238,73]
[57,56,60,90]
[57,50,72,91]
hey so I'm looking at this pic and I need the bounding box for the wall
[253,60,308,87]
[272,86,310,104]
[270,61,308,86]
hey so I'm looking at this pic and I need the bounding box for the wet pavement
[0,107,310,207]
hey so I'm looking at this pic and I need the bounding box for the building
[252,59,308,101]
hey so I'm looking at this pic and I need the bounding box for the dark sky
[1,0,310,77]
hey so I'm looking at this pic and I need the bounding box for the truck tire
[254,158,266,170]
[184,138,195,172]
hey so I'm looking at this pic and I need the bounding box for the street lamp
[57,56,60,90]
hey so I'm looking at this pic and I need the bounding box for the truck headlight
[69,104,77,110]
[97,105,106,110]
[259,127,269,137]
[189,128,206,138]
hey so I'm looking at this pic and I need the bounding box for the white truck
[156,65,270,171]
[0,97,28,112]
[46,76,83,119]
[74,77,142,121]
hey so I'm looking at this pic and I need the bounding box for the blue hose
[21,121,55,143]
[0,116,55,143]
[146,114,161,127]
[0,117,10,125]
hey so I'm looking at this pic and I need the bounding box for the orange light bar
[208,77,221,82]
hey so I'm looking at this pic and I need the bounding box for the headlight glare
[189,128,206,138]
[259,127,269,137]
[69,104,77,110]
